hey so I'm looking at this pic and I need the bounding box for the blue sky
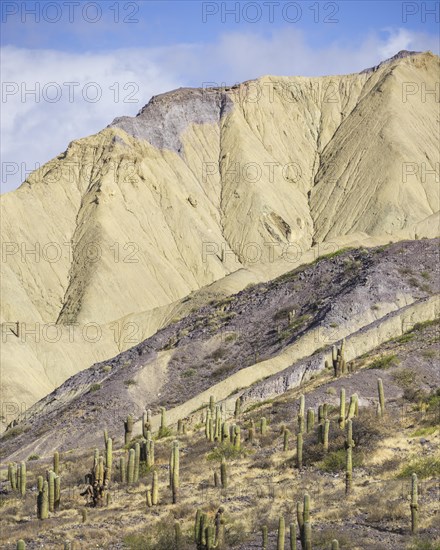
[1,1,439,192]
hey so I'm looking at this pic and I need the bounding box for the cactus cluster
[194,507,225,549]
[9,461,27,496]
[297,494,312,549]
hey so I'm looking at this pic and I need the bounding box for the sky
[1,0,439,193]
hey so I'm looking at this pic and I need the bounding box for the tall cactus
[37,475,43,492]
[209,395,215,415]
[277,516,285,550]
[142,409,151,438]
[347,393,358,419]
[8,463,17,490]
[170,440,180,504]
[134,442,140,483]
[345,446,352,494]
[260,417,267,436]
[303,522,312,550]
[283,428,290,451]
[410,473,418,534]
[296,433,303,470]
[37,480,49,519]
[262,525,268,550]
[297,394,305,433]
[378,378,385,417]
[48,470,56,513]
[346,419,355,449]
[19,462,26,497]
[323,419,330,453]
[124,414,133,445]
[331,541,339,550]
[127,449,135,484]
[306,408,315,433]
[106,437,113,479]
[53,451,59,475]
[16,541,26,550]
[54,475,61,511]
[147,439,155,468]
[290,522,297,550]
[234,397,241,419]
[339,388,346,429]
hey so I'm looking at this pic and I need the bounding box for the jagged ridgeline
[1,52,439,417]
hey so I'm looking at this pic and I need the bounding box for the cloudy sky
[1,0,439,193]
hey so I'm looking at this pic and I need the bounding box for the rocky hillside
[2,238,438,461]
[1,51,439,415]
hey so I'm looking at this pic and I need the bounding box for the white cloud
[1,28,438,193]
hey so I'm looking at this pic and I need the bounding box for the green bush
[398,457,440,479]
[319,449,363,472]
[207,442,247,461]
[89,383,101,392]
[368,354,400,370]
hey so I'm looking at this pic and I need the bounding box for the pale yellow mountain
[1,51,439,419]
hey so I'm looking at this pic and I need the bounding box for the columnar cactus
[262,526,268,550]
[152,470,159,505]
[8,463,17,490]
[222,422,229,442]
[306,408,315,433]
[103,428,108,446]
[345,446,352,494]
[323,419,330,453]
[134,442,140,483]
[53,451,59,475]
[410,473,418,533]
[339,388,346,429]
[331,540,339,550]
[120,456,126,483]
[215,406,222,440]
[106,437,113,478]
[234,397,241,419]
[290,522,297,550]
[277,516,285,550]
[378,378,385,417]
[98,456,105,485]
[37,475,43,492]
[54,475,61,511]
[17,541,26,550]
[48,470,56,513]
[142,410,151,438]
[209,395,215,415]
[127,449,135,484]
[298,395,305,433]
[303,522,312,550]
[19,462,26,497]
[158,407,167,438]
[195,509,202,544]
[146,489,153,508]
[170,440,180,504]
[346,419,355,449]
[296,433,303,469]
[124,414,133,445]
[297,494,310,547]
[147,439,155,468]
[220,458,228,489]
[347,394,358,419]
[283,429,290,451]
[37,480,49,519]
[260,416,267,435]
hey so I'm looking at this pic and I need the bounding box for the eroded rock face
[110,87,234,153]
